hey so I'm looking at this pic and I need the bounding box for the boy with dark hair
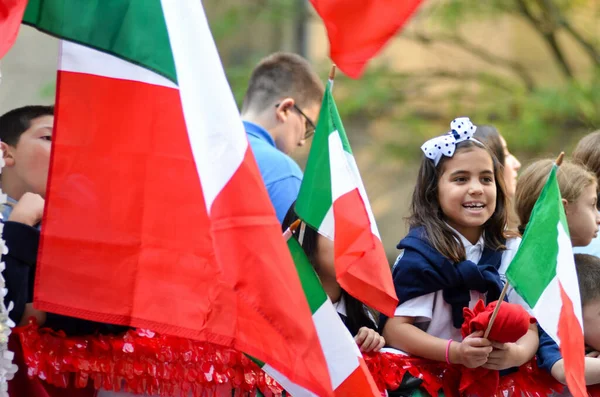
[538,254,600,385]
[0,105,54,325]
[241,52,324,223]
[0,105,121,333]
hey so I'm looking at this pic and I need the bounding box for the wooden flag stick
[282,219,302,241]
[329,64,336,81]
[483,282,510,339]
[555,151,564,166]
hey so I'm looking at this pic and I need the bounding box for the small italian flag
[295,80,398,317]
[506,164,586,396]
[283,227,380,396]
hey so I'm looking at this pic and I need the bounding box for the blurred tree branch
[515,0,574,79]
[403,31,536,91]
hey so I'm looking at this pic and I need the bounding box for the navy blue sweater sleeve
[537,326,562,373]
[2,221,39,324]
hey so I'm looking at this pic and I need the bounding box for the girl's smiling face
[437,147,497,244]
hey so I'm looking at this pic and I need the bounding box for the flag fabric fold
[0,0,28,59]
[281,233,380,396]
[295,80,398,317]
[26,0,332,394]
[506,164,586,397]
[309,0,424,78]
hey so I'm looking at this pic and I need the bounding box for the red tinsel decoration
[15,322,284,397]
[363,352,564,397]
[15,319,566,397]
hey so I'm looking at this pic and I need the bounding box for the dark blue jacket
[537,326,562,373]
[379,227,504,331]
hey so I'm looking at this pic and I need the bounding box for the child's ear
[0,142,15,167]
[275,98,294,123]
[562,198,569,214]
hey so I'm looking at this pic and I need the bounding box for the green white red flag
[283,226,380,396]
[295,80,398,317]
[506,164,586,397]
[25,0,332,395]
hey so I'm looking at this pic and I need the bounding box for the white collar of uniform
[445,223,485,253]
[332,294,346,317]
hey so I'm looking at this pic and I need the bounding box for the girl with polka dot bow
[379,118,538,380]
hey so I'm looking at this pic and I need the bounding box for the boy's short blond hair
[241,52,324,114]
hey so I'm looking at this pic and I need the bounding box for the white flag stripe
[161,0,247,213]
[556,223,584,325]
[313,300,362,389]
[59,41,177,89]
[532,223,583,345]
[346,153,381,239]
[533,277,561,344]
[329,131,358,201]
[261,365,318,397]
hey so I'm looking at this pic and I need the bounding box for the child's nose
[468,181,484,194]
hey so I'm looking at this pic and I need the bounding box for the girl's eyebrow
[448,170,469,177]
[448,169,494,177]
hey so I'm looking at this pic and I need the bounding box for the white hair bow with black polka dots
[421,117,478,165]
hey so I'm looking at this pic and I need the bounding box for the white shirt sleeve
[499,237,534,314]
[394,292,435,323]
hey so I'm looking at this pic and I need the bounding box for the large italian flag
[506,164,586,396]
[295,80,397,317]
[284,227,379,396]
[24,1,332,395]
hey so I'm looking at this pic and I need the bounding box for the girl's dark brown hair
[408,139,509,263]
[474,125,505,166]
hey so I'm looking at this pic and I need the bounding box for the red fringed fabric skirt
[13,323,567,397]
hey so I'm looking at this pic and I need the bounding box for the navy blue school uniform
[379,226,505,333]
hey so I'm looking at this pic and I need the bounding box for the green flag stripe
[23,0,177,83]
[295,82,334,228]
[327,84,352,154]
[287,238,328,312]
[506,166,561,306]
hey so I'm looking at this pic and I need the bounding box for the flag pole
[484,151,566,339]
[483,283,510,338]
[283,219,302,241]
[555,152,564,166]
[328,64,336,90]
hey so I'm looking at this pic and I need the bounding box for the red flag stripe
[333,188,397,317]
[557,281,586,396]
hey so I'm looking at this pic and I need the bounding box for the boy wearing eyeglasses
[241,52,323,223]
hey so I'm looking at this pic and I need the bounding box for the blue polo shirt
[244,121,303,223]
